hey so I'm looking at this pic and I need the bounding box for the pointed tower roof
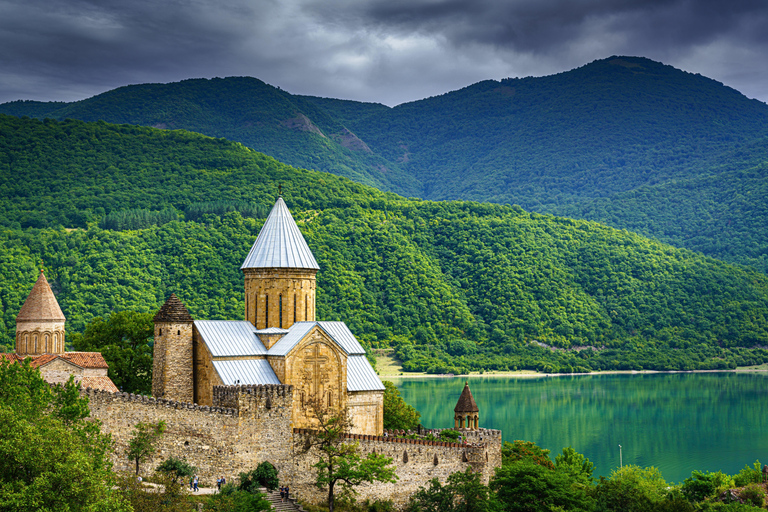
[17,270,65,322]
[241,196,320,270]
[154,294,193,322]
[454,381,479,413]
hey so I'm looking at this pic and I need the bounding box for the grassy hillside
[1,114,767,373]
[3,57,768,274]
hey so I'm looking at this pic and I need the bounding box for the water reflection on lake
[385,372,768,484]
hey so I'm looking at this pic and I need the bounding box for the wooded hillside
[1,114,767,373]
[3,57,767,273]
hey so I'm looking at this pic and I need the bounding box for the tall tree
[0,359,130,511]
[126,420,166,475]
[295,400,398,512]
[70,310,154,394]
[383,380,421,430]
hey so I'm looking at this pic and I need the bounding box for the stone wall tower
[454,381,480,430]
[152,294,194,402]
[241,196,320,330]
[16,270,66,356]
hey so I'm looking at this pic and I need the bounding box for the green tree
[0,359,130,512]
[126,420,167,475]
[383,380,421,430]
[555,446,596,482]
[205,483,271,512]
[502,440,554,468]
[681,470,734,502]
[491,458,594,512]
[594,465,670,512]
[295,400,398,512]
[238,461,279,492]
[70,310,155,394]
[409,468,499,512]
[118,471,191,512]
[156,456,197,484]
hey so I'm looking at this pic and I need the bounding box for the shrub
[740,484,765,508]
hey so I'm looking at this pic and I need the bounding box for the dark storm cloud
[0,0,767,105]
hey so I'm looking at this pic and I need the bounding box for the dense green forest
[3,57,768,273]
[1,114,768,374]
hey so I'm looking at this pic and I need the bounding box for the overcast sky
[1,0,767,106]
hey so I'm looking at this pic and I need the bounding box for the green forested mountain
[0,77,419,197]
[2,57,767,273]
[1,114,767,373]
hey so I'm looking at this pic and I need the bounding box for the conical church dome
[241,197,319,270]
[454,381,479,413]
[17,270,65,322]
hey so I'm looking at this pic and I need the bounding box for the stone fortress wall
[85,384,501,506]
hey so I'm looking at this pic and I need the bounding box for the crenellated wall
[84,384,501,506]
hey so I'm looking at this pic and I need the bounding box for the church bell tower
[16,270,66,356]
[241,196,319,330]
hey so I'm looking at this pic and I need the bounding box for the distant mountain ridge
[3,56,768,271]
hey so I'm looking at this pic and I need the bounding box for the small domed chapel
[152,196,385,435]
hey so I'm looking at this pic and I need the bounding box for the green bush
[733,461,763,487]
[740,484,765,508]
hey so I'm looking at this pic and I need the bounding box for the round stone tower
[152,293,194,402]
[454,381,480,430]
[241,196,319,330]
[16,269,66,356]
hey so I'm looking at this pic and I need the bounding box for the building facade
[152,196,385,435]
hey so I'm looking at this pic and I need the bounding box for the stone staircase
[263,489,304,512]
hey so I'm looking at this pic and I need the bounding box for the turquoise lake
[385,372,768,484]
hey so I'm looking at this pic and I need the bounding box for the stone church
[152,196,385,435]
[4,269,118,392]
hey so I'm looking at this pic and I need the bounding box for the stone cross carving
[304,343,329,399]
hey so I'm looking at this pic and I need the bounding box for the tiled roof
[60,352,109,369]
[79,376,119,392]
[454,382,479,413]
[1,352,109,369]
[241,197,319,270]
[195,320,268,357]
[17,270,65,322]
[154,294,193,323]
[212,359,281,386]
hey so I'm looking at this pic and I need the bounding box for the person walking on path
[193,475,199,492]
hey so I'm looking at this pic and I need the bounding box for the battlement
[82,387,238,416]
[212,383,293,409]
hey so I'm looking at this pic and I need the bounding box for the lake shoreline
[379,366,768,379]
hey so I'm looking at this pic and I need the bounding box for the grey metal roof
[194,320,267,357]
[241,197,320,270]
[268,322,316,356]
[347,355,385,392]
[212,359,281,385]
[266,321,366,357]
[317,322,366,355]
[256,327,290,334]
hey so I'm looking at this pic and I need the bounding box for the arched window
[53,333,58,353]
[265,296,269,327]
[294,294,297,324]
[279,294,283,328]
[328,390,332,407]
[44,334,50,353]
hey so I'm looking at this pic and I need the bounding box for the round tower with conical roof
[241,196,319,330]
[16,270,66,356]
[152,293,194,402]
[454,381,480,430]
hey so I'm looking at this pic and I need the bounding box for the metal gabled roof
[241,197,319,270]
[316,322,366,355]
[268,321,316,356]
[347,355,385,392]
[212,359,281,386]
[194,320,267,357]
[266,321,366,357]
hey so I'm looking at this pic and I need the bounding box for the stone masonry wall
[85,385,501,506]
[87,385,295,485]
[244,268,316,330]
[291,428,502,507]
